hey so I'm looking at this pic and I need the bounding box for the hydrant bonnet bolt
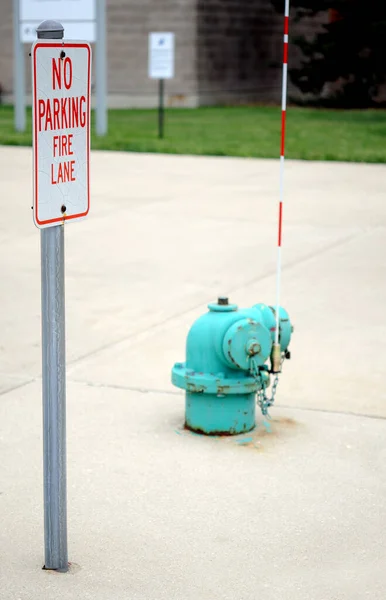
[247,341,261,356]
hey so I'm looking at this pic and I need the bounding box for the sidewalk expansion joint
[67,228,369,370]
[0,378,37,397]
[68,378,183,397]
[68,379,386,421]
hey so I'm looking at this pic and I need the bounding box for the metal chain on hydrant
[250,355,285,417]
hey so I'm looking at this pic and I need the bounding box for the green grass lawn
[1,104,386,163]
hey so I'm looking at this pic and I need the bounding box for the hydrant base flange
[185,392,256,436]
[172,364,267,395]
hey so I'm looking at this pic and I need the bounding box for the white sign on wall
[20,0,96,42]
[32,40,91,228]
[148,32,175,80]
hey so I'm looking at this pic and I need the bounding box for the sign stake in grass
[148,32,175,139]
[158,78,165,139]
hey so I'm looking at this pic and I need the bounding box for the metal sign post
[13,0,26,132]
[32,20,91,571]
[41,218,67,571]
[158,79,165,139]
[148,32,175,139]
[95,0,107,136]
[36,20,67,572]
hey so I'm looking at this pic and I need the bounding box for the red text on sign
[46,57,86,188]
[38,96,86,132]
[52,57,73,90]
[51,160,76,184]
[53,134,74,157]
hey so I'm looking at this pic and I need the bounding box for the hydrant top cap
[208,301,238,313]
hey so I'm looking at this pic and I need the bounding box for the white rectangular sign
[20,0,96,42]
[32,40,91,228]
[21,0,95,21]
[148,32,175,80]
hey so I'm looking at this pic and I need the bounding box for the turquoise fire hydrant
[171,298,292,435]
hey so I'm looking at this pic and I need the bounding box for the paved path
[1,147,386,599]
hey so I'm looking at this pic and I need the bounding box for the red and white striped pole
[274,0,290,350]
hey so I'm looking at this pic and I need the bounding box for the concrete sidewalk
[1,147,386,599]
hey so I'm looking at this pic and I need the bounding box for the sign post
[95,0,107,136]
[148,32,175,139]
[13,0,26,132]
[158,79,164,139]
[33,19,91,571]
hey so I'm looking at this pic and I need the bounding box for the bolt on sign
[32,41,91,228]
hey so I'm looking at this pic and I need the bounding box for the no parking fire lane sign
[32,41,91,228]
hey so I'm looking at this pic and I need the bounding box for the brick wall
[0,0,328,108]
[107,0,198,107]
[0,0,18,98]
[197,0,283,105]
